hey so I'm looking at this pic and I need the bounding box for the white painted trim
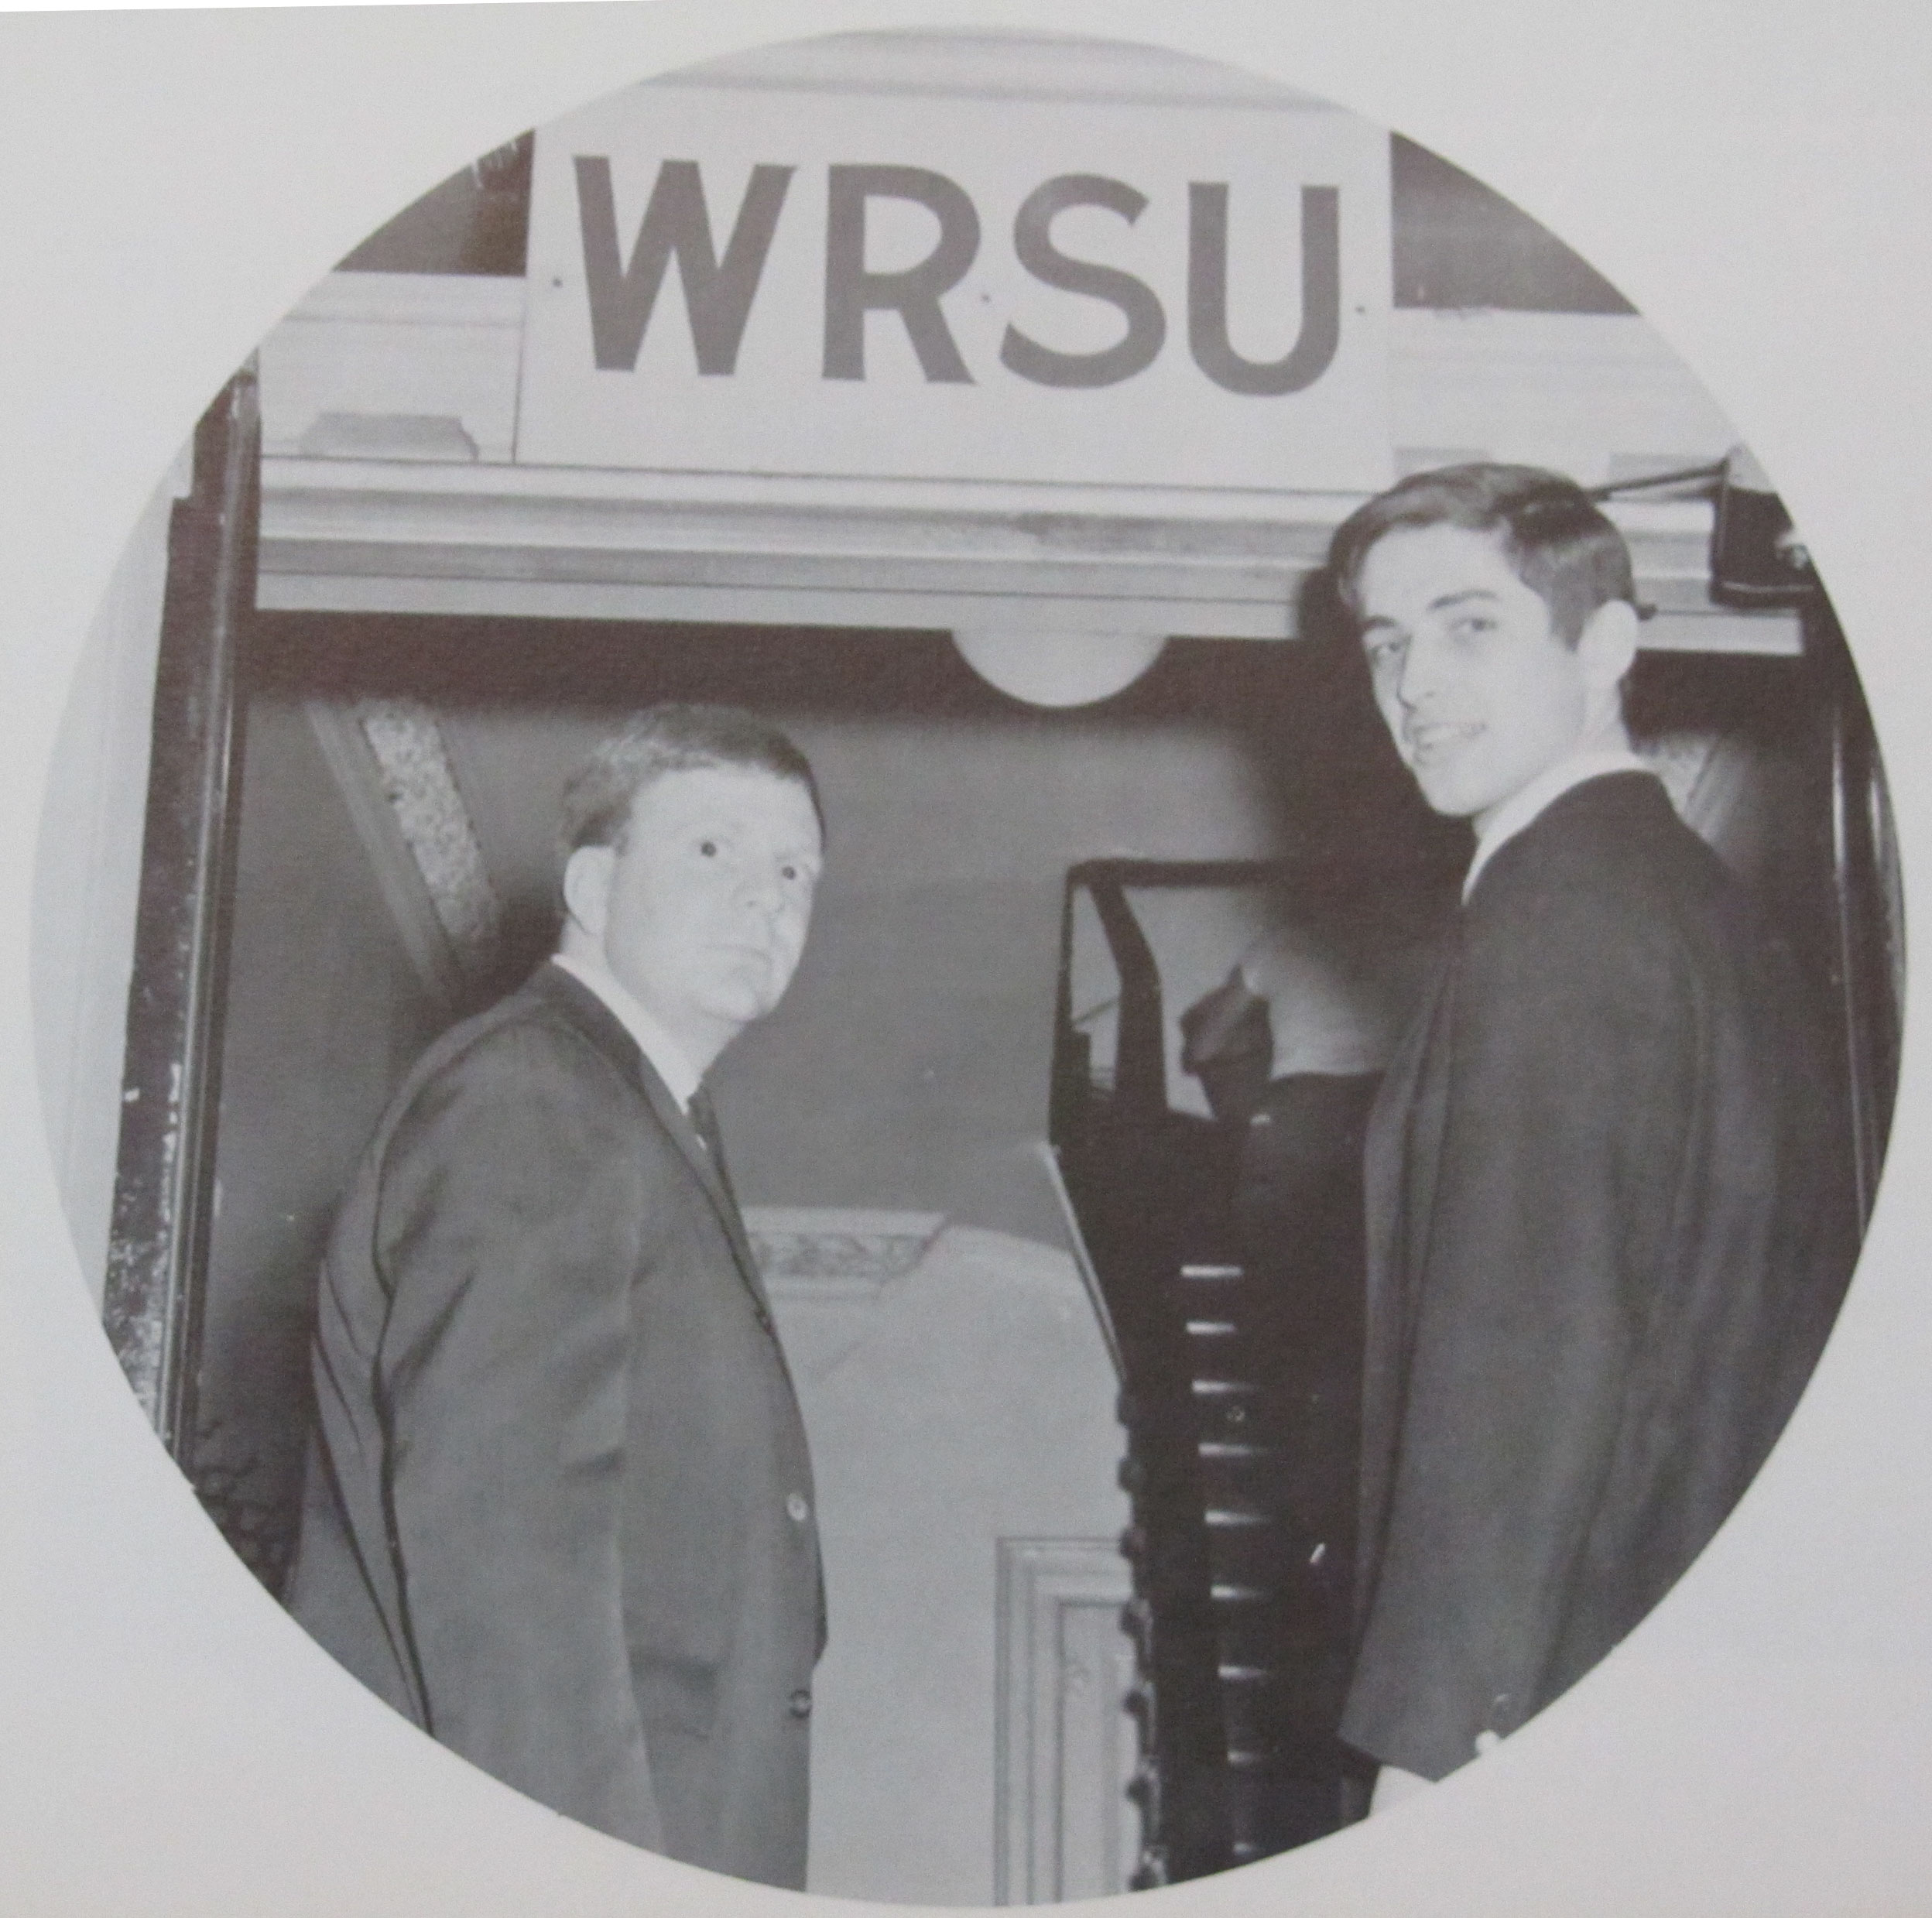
[256,458,1797,652]
[263,451,1372,522]
[1036,1142,1124,1381]
[994,1536,1137,1905]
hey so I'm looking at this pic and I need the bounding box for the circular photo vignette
[32,21,1903,1913]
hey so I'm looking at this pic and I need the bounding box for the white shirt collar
[1463,747,1658,902]
[550,949,704,1108]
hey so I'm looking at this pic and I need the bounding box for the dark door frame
[102,365,259,1463]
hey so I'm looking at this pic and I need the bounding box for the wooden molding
[745,1206,947,1300]
[995,1536,1138,1905]
[258,454,1796,653]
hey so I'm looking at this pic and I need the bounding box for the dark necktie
[687,1084,738,1204]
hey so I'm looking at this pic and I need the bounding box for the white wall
[769,1219,1132,1904]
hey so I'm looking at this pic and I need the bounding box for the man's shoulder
[1475,772,1733,928]
[1454,775,1759,1026]
[383,964,647,1136]
[1457,773,1776,1058]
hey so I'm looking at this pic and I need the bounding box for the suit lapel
[1396,957,1456,1315]
[1356,951,1452,1614]
[632,1053,777,1319]
[531,964,777,1323]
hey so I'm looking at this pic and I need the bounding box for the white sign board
[518,79,1393,493]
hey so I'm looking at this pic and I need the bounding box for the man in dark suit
[1324,466,1841,1810]
[285,704,827,1886]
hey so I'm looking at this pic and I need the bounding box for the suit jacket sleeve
[372,1022,665,1850]
[1343,882,1701,1779]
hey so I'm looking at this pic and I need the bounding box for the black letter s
[1000,175,1166,389]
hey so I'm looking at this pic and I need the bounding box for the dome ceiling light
[951,627,1169,708]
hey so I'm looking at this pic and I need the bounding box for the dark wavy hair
[560,704,824,858]
[1328,462,1636,646]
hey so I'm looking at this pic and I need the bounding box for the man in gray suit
[286,704,827,1887]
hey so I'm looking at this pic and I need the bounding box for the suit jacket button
[789,1688,813,1720]
[786,1492,810,1523]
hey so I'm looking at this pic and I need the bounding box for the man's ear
[1577,597,1639,694]
[562,844,617,943]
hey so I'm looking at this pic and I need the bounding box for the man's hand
[1369,1764,1432,1814]
[1178,965,1273,1122]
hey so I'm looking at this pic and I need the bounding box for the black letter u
[1188,183,1340,396]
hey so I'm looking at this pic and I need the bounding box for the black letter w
[574,156,792,373]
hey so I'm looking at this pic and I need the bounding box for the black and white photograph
[6,5,1929,1916]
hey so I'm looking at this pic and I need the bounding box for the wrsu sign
[574,157,1340,396]
[518,81,1393,494]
